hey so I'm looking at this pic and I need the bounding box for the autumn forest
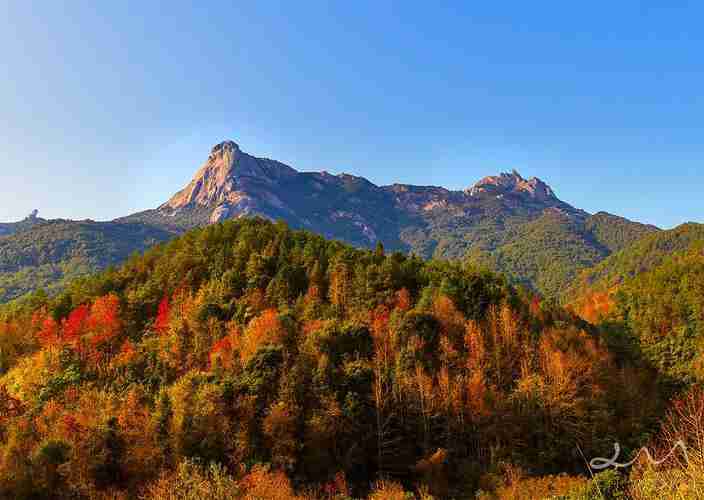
[1,218,703,499]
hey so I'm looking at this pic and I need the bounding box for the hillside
[564,222,704,304]
[605,241,704,384]
[0,220,174,302]
[465,210,660,298]
[0,217,665,498]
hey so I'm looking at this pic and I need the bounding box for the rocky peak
[208,140,240,159]
[161,140,297,211]
[468,170,556,201]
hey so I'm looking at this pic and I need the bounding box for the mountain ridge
[120,140,658,298]
[157,140,579,226]
[0,140,662,301]
[124,140,588,241]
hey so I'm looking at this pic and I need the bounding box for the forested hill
[0,219,174,303]
[0,217,666,498]
[565,222,704,308]
[463,209,659,299]
[607,241,704,385]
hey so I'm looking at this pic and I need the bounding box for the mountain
[124,141,587,248]
[0,219,174,302]
[122,140,658,298]
[0,140,659,302]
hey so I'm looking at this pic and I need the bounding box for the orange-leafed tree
[239,309,287,363]
[328,261,352,314]
[395,288,412,312]
[209,324,242,372]
[240,464,301,500]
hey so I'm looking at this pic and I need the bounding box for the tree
[263,401,299,471]
[154,295,171,335]
[239,309,286,363]
[86,294,122,367]
[374,241,385,259]
[328,261,352,314]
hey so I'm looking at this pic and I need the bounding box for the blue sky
[1,1,703,228]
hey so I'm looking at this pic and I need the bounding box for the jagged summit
[160,140,297,222]
[468,170,556,201]
[208,140,240,157]
[154,141,576,231]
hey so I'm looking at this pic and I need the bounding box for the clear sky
[1,1,702,228]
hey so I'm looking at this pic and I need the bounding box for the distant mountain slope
[0,220,173,302]
[584,211,660,253]
[465,210,659,299]
[564,222,704,305]
[122,140,657,298]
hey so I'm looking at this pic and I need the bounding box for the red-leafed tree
[37,316,61,348]
[86,294,122,364]
[62,304,90,347]
[154,295,171,335]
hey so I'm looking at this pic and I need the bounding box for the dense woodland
[0,218,702,499]
[0,220,173,303]
[564,223,704,303]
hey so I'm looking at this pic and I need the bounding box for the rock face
[161,141,297,223]
[468,170,556,201]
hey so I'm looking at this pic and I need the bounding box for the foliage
[0,217,671,498]
[465,211,658,300]
[0,220,174,302]
[603,243,704,386]
[2,182,658,305]
[566,222,704,306]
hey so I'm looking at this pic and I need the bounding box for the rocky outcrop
[160,140,298,223]
[157,141,577,235]
[0,210,45,237]
[467,170,556,201]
